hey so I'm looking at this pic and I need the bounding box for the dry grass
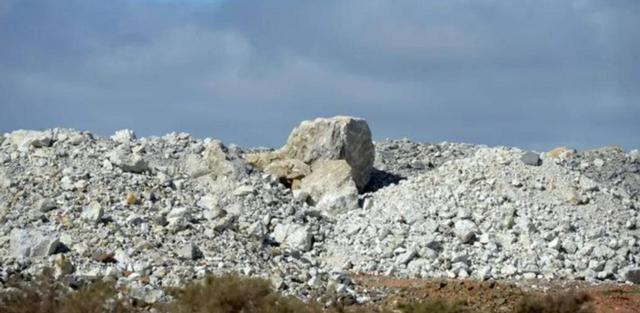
[397,300,473,313]
[0,270,132,313]
[0,272,595,313]
[162,274,323,313]
[515,292,594,313]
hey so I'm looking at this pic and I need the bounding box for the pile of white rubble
[0,116,638,304]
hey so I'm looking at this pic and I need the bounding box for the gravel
[0,122,638,304]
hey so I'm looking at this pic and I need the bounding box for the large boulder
[299,160,359,215]
[281,116,374,191]
[246,116,374,191]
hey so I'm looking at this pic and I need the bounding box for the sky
[1,0,639,150]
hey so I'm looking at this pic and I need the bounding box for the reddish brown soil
[589,286,640,313]
[351,275,640,313]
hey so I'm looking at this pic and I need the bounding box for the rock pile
[327,146,640,284]
[0,117,638,305]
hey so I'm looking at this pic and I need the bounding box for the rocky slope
[0,117,638,305]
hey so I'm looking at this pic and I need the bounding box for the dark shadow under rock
[364,169,406,193]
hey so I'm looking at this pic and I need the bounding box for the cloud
[0,0,638,149]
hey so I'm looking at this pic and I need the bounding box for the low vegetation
[0,272,595,313]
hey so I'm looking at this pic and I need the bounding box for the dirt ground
[352,275,640,313]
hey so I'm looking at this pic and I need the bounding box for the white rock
[177,243,201,260]
[233,185,255,196]
[111,129,137,143]
[10,228,61,258]
[280,116,375,190]
[108,148,148,173]
[396,249,417,265]
[6,130,53,151]
[167,207,190,228]
[0,168,11,189]
[594,158,605,167]
[299,160,359,215]
[453,220,478,244]
[501,265,518,276]
[249,117,375,192]
[81,201,103,224]
[272,223,313,251]
[37,198,57,212]
[60,176,74,191]
[129,287,164,304]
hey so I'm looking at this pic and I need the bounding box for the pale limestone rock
[299,160,358,215]
[108,148,149,173]
[245,116,374,191]
[264,159,311,184]
[110,129,136,143]
[272,223,312,251]
[10,228,61,258]
[280,116,374,190]
[6,130,53,151]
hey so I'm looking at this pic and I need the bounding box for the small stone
[272,223,313,251]
[213,215,236,232]
[454,220,478,244]
[108,148,149,173]
[10,229,61,258]
[521,152,541,166]
[111,129,137,143]
[129,287,163,304]
[38,198,57,212]
[177,244,202,260]
[457,208,472,219]
[548,238,561,250]
[167,207,190,226]
[233,185,255,196]
[197,194,219,211]
[547,147,574,160]
[92,251,117,263]
[81,201,104,224]
[166,208,190,232]
[126,193,138,205]
[60,176,74,191]
[363,198,374,210]
[396,249,417,265]
[501,265,518,276]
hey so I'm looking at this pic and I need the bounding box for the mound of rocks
[0,117,639,305]
[326,146,640,283]
[0,127,348,304]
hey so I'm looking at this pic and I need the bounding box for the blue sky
[1,0,638,150]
